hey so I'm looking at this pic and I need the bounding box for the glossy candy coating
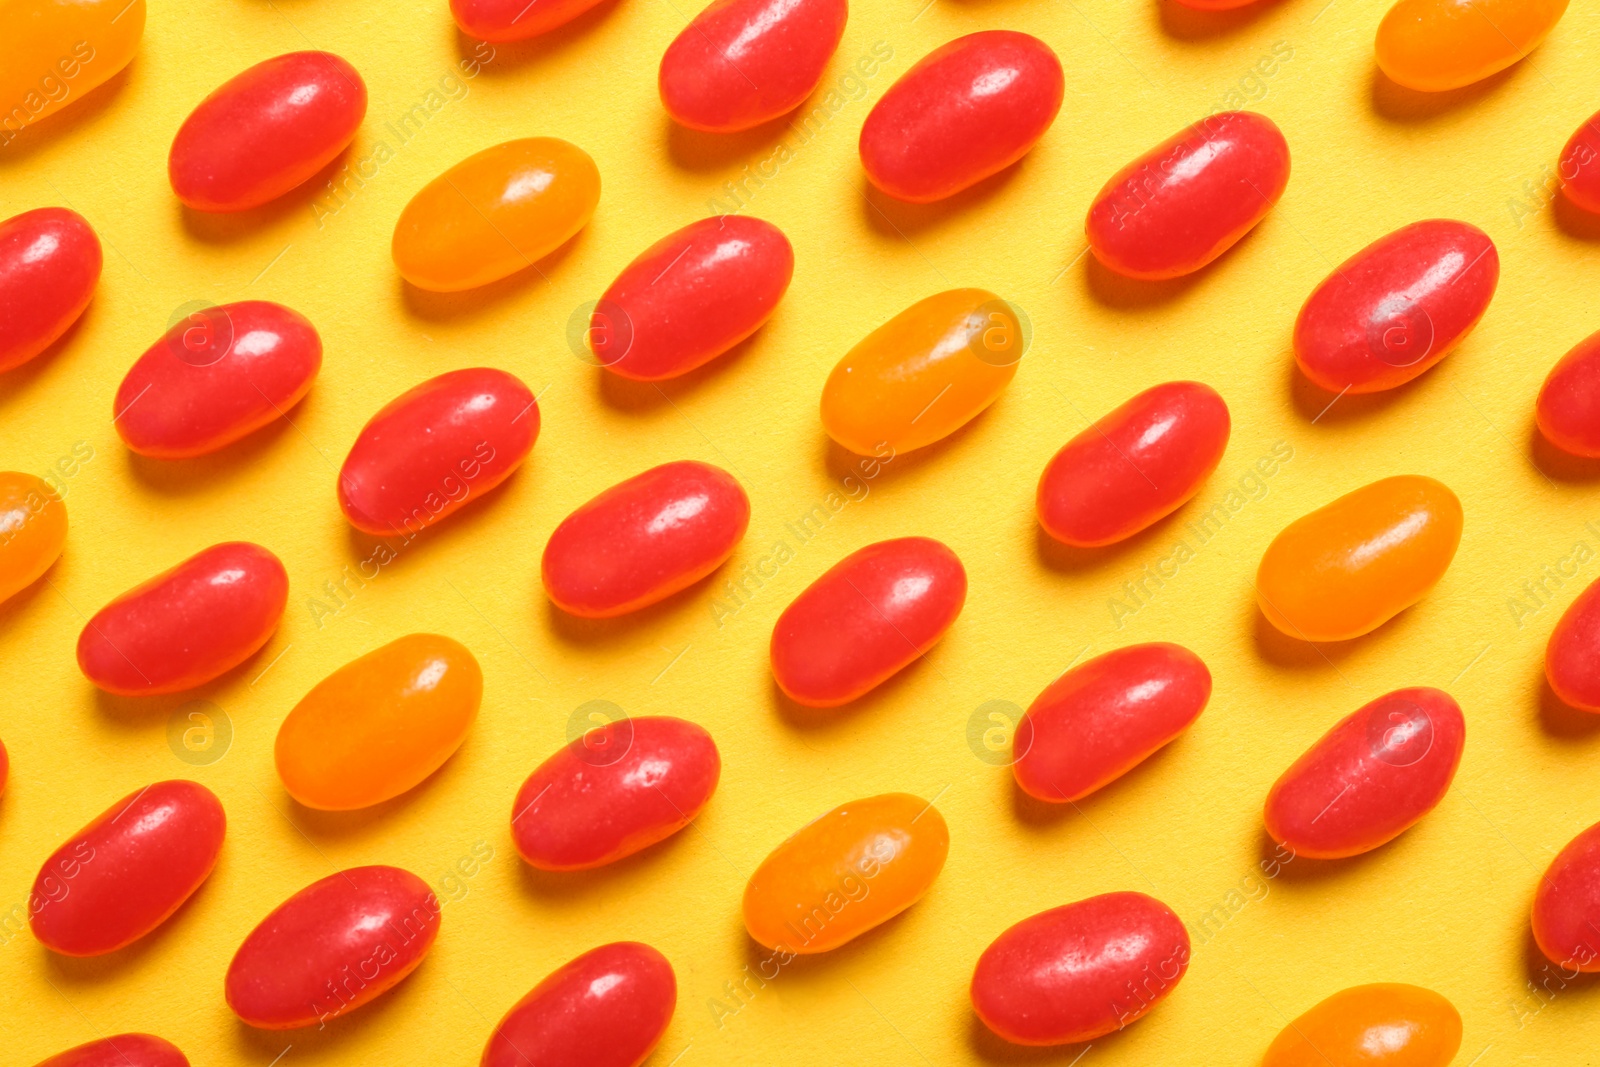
[115,301,322,458]
[1037,381,1230,546]
[393,138,599,292]
[1560,111,1600,214]
[1012,643,1212,803]
[0,472,67,604]
[1294,220,1498,395]
[771,536,966,707]
[1264,687,1464,859]
[1536,330,1600,457]
[0,736,8,797]
[481,942,676,1067]
[30,780,225,956]
[743,792,947,953]
[0,0,145,138]
[859,31,1063,203]
[1376,0,1567,92]
[590,216,793,380]
[1256,476,1462,642]
[659,0,848,133]
[169,52,367,212]
[227,865,440,1029]
[32,1035,189,1067]
[338,367,537,536]
[972,891,1190,1046]
[0,208,101,372]
[451,0,605,41]
[1087,111,1289,280]
[77,541,288,695]
[1544,575,1600,711]
[542,461,749,618]
[276,634,482,811]
[1533,819,1600,968]
[821,289,1022,455]
[1169,0,1258,9]
[1263,984,1462,1065]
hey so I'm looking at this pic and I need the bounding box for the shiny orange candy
[0,472,65,604]
[1263,984,1461,1066]
[0,0,145,142]
[1376,0,1567,92]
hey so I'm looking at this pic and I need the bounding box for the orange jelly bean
[1263,984,1462,1066]
[743,793,947,954]
[0,472,65,604]
[0,0,145,141]
[821,289,1022,455]
[275,634,481,811]
[392,138,599,292]
[1257,476,1461,642]
[1376,0,1567,92]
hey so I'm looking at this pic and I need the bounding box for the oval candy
[0,0,145,138]
[1545,574,1600,711]
[1560,111,1600,215]
[1536,329,1600,458]
[451,0,605,41]
[1263,984,1462,1065]
[0,471,67,604]
[0,207,101,373]
[32,1035,189,1067]
[1376,0,1567,92]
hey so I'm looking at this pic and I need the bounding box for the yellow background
[2,0,1599,1061]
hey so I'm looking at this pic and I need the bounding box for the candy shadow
[1287,359,1429,424]
[542,577,718,644]
[859,165,1021,239]
[0,66,134,167]
[1007,740,1182,834]
[665,113,797,175]
[737,906,918,986]
[1530,420,1600,483]
[768,661,931,731]
[122,419,298,496]
[1554,190,1600,241]
[0,573,53,644]
[1079,241,1239,311]
[90,646,277,729]
[1521,924,1600,992]
[595,329,765,413]
[339,466,529,574]
[451,0,625,72]
[227,959,422,1057]
[1368,65,1518,124]
[0,306,94,397]
[515,829,694,902]
[1257,827,1400,886]
[818,410,993,488]
[966,1012,1118,1064]
[178,150,353,244]
[1157,0,1289,41]
[1033,508,1186,576]
[1537,672,1600,740]
[1250,606,1372,673]
[399,233,583,323]
[283,786,434,842]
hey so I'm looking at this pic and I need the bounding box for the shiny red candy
[0,207,101,373]
[30,780,225,956]
[659,0,848,132]
[1013,643,1211,803]
[1264,687,1464,859]
[771,536,966,707]
[77,541,288,696]
[32,1035,189,1067]
[115,301,322,458]
[1547,575,1600,710]
[592,216,793,381]
[1560,109,1600,214]
[1294,220,1498,394]
[227,865,441,1029]
[1537,330,1600,457]
[1037,381,1230,547]
[169,52,367,212]
[972,891,1191,1045]
[1534,819,1600,969]
[339,368,538,536]
[860,31,1063,203]
[451,0,602,40]
[1087,111,1289,280]
[482,942,676,1067]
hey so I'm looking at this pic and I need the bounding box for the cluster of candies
[5,0,1600,1061]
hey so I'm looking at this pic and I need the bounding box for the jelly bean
[0,471,66,604]
[542,461,749,617]
[1536,330,1600,457]
[0,207,101,372]
[227,865,440,1029]
[0,0,144,139]
[971,892,1189,1045]
[590,216,793,380]
[1545,575,1600,711]
[744,792,947,953]
[1036,382,1230,547]
[1294,221,1498,395]
[338,368,537,536]
[452,0,604,41]
[393,138,599,292]
[659,0,848,133]
[1264,687,1464,859]
[169,53,366,213]
[1256,476,1461,642]
[1263,984,1462,1066]
[512,716,719,870]
[1534,818,1600,967]
[482,942,676,1067]
[276,634,482,811]
[30,780,225,956]
[771,536,966,707]
[859,31,1063,203]
[1376,0,1567,92]
[1560,112,1600,214]
[1012,643,1211,803]
[0,736,8,797]
[1086,111,1289,280]
[77,541,288,695]
[821,289,1022,455]
[32,1034,189,1067]
[114,301,322,459]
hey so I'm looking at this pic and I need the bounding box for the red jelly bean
[1537,330,1600,457]
[972,891,1191,1045]
[227,865,440,1029]
[1546,575,1600,710]
[0,207,101,373]
[1533,818,1600,969]
[542,461,749,618]
[1086,111,1289,280]
[1013,643,1212,803]
[32,1035,189,1067]
[591,216,793,381]
[1561,111,1600,214]
[169,52,367,213]
[30,780,224,957]
[114,301,322,459]
[1294,220,1498,394]
[771,537,966,707]
[77,542,288,696]
[659,0,848,132]
[1265,687,1464,859]
[860,31,1063,203]
[339,368,537,536]
[1037,381,1230,547]
[482,942,676,1067]
[451,0,601,40]
[0,736,8,796]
